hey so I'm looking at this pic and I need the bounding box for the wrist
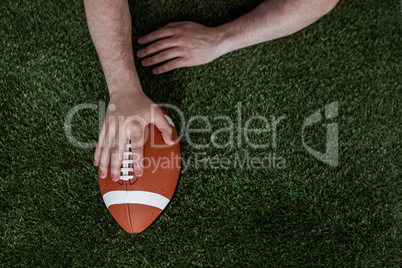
[107,71,143,98]
[214,23,242,56]
[109,80,144,101]
[109,87,145,103]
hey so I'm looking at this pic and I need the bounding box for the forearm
[216,0,339,54]
[83,0,141,96]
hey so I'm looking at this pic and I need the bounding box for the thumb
[153,112,175,145]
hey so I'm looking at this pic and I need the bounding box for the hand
[94,90,174,181]
[137,21,225,74]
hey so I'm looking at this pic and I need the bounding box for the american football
[98,107,181,233]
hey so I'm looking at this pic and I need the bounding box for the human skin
[137,0,339,74]
[83,0,174,181]
[84,0,338,181]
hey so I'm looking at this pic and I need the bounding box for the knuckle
[128,121,142,133]
[107,122,117,132]
[111,148,120,156]
[141,48,149,55]
[99,164,109,171]
[154,41,164,50]
[158,66,166,73]
[111,165,121,171]
[145,34,152,40]
[172,28,181,35]
[161,52,169,61]
[100,146,110,155]
[96,139,102,147]
[180,59,189,66]
[170,61,180,68]
[159,123,172,133]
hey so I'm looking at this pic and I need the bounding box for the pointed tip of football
[109,204,165,233]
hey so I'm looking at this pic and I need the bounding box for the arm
[84,0,173,181]
[137,0,339,74]
[84,0,138,93]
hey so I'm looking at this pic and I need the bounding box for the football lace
[120,140,134,181]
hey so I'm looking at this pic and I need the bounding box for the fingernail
[137,50,143,57]
[111,174,117,180]
[100,171,105,177]
[135,169,142,175]
[153,68,159,74]
[142,60,147,66]
[94,161,98,166]
[138,37,143,44]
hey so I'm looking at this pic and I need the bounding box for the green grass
[1,0,400,266]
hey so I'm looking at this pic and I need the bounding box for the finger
[99,125,114,179]
[109,127,127,181]
[137,37,182,58]
[130,127,147,177]
[138,28,178,44]
[152,111,174,145]
[153,58,188,74]
[94,123,107,166]
[160,21,186,29]
[142,48,183,67]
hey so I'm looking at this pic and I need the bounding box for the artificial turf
[0,0,401,266]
